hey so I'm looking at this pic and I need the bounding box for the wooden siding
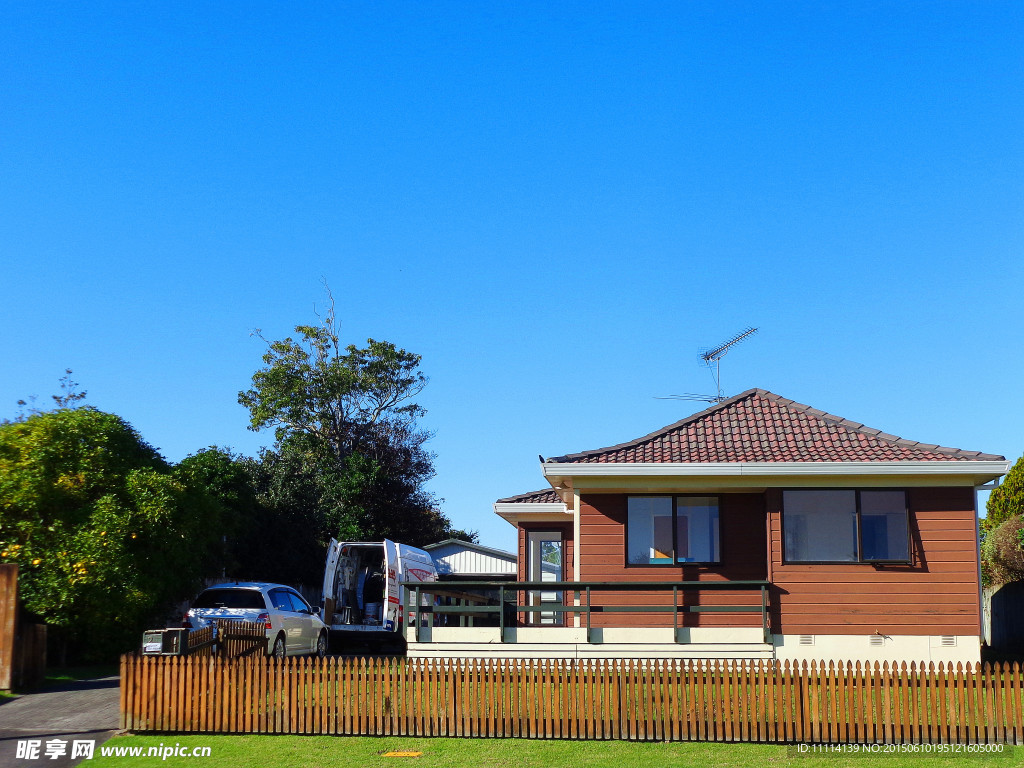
[431,546,516,577]
[578,494,767,628]
[767,487,981,636]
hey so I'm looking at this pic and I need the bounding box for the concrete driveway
[0,677,119,768]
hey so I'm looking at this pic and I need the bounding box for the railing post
[414,586,421,643]
[499,585,506,643]
[586,586,592,644]
[761,585,769,644]
[673,585,679,643]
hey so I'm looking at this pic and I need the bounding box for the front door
[527,531,563,626]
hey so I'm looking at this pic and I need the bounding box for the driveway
[0,677,119,768]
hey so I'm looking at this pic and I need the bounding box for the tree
[0,409,224,660]
[174,447,258,579]
[980,455,1024,587]
[238,297,428,465]
[984,455,1024,535]
[237,299,471,573]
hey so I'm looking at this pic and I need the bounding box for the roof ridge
[423,539,516,559]
[546,388,763,462]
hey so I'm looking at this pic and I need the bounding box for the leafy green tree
[0,409,224,661]
[238,298,472,573]
[174,447,258,579]
[984,456,1024,535]
[980,455,1024,587]
[238,298,427,464]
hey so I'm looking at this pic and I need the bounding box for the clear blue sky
[1,3,1021,552]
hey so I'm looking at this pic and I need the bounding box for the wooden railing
[120,655,1024,743]
[403,579,771,643]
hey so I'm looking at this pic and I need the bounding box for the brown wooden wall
[576,494,767,628]
[767,487,981,636]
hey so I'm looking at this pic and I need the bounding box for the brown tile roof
[546,389,1005,464]
[496,489,564,504]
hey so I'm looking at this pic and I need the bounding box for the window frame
[624,494,722,568]
[781,488,911,565]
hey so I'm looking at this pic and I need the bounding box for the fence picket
[1013,662,1023,745]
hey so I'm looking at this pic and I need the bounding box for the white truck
[320,538,437,638]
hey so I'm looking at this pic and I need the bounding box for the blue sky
[1,3,1021,552]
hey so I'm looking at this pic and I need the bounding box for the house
[406,389,1007,663]
[423,539,517,580]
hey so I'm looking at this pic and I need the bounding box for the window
[676,496,720,562]
[193,588,267,610]
[269,588,295,612]
[783,489,909,563]
[627,496,720,565]
[285,591,312,613]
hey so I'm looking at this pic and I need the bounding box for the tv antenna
[656,326,758,404]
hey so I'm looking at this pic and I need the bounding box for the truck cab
[321,539,436,636]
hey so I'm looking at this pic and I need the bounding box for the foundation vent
[798,635,815,646]
[869,636,885,647]
[940,636,957,647]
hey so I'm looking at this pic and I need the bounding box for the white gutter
[493,502,567,516]
[542,460,1009,478]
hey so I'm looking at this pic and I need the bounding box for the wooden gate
[186,620,266,659]
[0,564,46,690]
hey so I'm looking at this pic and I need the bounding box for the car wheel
[316,631,328,659]
[270,634,286,659]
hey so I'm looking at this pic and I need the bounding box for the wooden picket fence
[120,656,1024,743]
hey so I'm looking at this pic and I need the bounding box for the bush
[982,515,1024,587]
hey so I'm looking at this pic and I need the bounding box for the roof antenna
[656,327,758,404]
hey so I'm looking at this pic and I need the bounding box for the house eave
[542,460,1010,487]
[494,502,570,528]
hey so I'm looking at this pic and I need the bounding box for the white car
[184,582,328,658]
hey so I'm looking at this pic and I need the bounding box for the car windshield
[193,589,266,610]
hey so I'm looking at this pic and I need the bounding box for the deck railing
[402,580,771,644]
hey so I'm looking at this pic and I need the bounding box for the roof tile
[495,488,564,504]
[546,389,1004,464]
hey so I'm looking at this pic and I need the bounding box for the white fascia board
[542,460,1009,478]
[493,502,567,515]
[493,503,570,528]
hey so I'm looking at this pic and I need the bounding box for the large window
[627,496,720,565]
[783,489,909,563]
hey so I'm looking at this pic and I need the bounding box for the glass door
[527,531,563,626]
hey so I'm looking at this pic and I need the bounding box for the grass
[89,735,1019,768]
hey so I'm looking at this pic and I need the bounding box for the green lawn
[90,735,1019,767]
